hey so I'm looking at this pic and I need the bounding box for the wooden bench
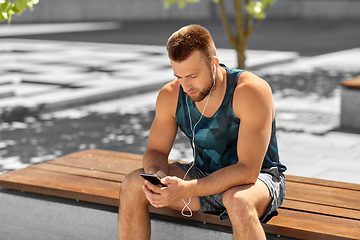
[340,75,360,131]
[0,149,359,239]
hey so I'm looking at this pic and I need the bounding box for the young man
[118,24,286,240]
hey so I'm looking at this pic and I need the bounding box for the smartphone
[140,173,167,187]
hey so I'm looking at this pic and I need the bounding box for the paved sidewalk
[0,38,297,118]
[0,22,121,37]
[0,21,360,185]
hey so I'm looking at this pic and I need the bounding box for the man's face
[170,50,213,102]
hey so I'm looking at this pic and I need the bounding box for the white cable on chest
[181,63,217,217]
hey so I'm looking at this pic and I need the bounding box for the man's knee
[120,169,146,200]
[223,185,257,218]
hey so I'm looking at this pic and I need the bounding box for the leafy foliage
[163,0,274,19]
[0,0,39,23]
[246,0,275,19]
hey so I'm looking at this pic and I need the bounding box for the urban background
[1,0,360,183]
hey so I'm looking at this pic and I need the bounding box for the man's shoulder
[236,71,272,94]
[233,71,274,119]
[160,80,180,96]
[156,80,180,116]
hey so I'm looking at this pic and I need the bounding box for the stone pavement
[0,22,121,37]
[1,23,360,185]
[0,38,297,117]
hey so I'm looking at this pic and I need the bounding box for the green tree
[0,0,38,23]
[164,0,275,69]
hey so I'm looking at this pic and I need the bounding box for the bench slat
[0,167,120,206]
[51,150,143,175]
[31,162,126,182]
[341,75,360,89]
[282,199,360,221]
[286,174,360,192]
[286,181,360,211]
[265,208,360,240]
[60,149,143,162]
[49,149,181,176]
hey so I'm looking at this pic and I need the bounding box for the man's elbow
[247,172,260,185]
[238,163,260,185]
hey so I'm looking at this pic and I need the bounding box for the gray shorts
[172,162,286,223]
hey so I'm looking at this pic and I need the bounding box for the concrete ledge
[340,76,360,131]
[0,188,291,240]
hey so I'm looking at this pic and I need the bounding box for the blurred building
[6,0,360,23]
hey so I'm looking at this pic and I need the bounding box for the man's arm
[142,81,179,175]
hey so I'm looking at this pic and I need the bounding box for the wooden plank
[49,149,182,174]
[50,149,143,175]
[266,208,360,240]
[286,174,360,192]
[281,199,360,221]
[68,149,144,161]
[31,162,126,182]
[0,167,120,206]
[286,181,360,211]
[341,75,360,89]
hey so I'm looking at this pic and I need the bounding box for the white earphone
[212,63,216,84]
[182,63,217,218]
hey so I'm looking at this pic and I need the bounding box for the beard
[188,70,216,102]
[188,84,213,102]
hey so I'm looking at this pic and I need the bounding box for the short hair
[166,25,216,65]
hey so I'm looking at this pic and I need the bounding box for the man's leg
[222,179,272,240]
[118,164,200,240]
[118,168,151,240]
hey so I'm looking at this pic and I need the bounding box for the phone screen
[140,173,166,187]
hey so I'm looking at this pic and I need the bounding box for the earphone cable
[181,67,216,217]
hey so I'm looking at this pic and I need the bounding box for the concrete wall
[8,0,360,23]
[268,0,360,19]
[217,0,360,20]
[0,189,289,240]
[10,0,213,23]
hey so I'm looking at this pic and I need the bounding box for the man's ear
[212,56,219,67]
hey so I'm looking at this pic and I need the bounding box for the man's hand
[142,171,188,208]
